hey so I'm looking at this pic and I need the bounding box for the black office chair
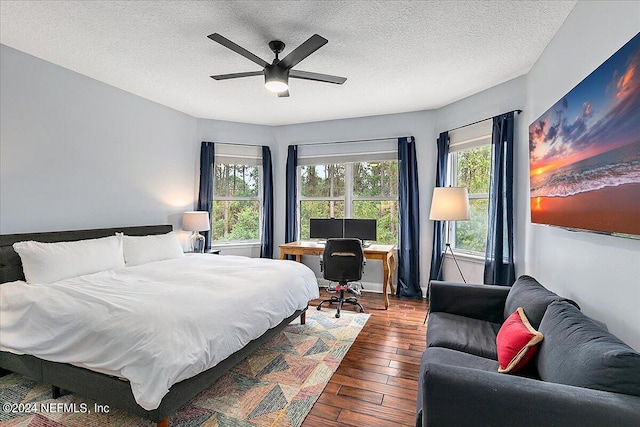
[317,238,365,318]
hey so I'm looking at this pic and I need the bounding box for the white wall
[0,45,273,254]
[0,44,199,237]
[523,0,640,349]
[198,119,275,148]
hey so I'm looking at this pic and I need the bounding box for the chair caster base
[317,287,364,317]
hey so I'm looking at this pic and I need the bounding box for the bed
[0,224,319,426]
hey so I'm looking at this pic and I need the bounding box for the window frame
[211,149,263,244]
[447,119,492,256]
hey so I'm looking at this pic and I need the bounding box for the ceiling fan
[208,33,347,97]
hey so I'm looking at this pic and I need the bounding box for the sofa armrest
[428,281,510,323]
[421,363,640,427]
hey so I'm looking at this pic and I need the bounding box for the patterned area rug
[0,309,369,427]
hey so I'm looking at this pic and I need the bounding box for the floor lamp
[425,187,470,323]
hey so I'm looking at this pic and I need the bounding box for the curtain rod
[296,136,410,147]
[205,138,407,148]
[446,109,522,133]
[204,141,267,148]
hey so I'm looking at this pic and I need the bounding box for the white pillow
[122,232,184,266]
[13,235,125,284]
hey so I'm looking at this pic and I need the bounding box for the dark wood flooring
[303,289,428,427]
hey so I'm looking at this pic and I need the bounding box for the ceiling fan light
[264,65,289,93]
[265,79,289,93]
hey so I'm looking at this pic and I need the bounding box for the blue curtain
[429,132,450,282]
[196,141,215,250]
[260,146,274,258]
[484,112,516,286]
[285,146,298,253]
[397,137,422,299]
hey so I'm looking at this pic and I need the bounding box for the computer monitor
[309,218,343,239]
[343,219,377,242]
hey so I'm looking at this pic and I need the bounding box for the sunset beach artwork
[529,32,640,237]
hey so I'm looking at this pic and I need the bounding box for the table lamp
[183,211,210,253]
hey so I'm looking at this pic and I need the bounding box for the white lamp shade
[429,187,471,221]
[183,211,211,231]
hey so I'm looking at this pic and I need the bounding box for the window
[352,161,398,244]
[211,145,262,243]
[448,119,492,254]
[299,158,398,244]
[299,164,346,237]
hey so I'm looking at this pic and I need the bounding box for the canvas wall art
[529,32,640,237]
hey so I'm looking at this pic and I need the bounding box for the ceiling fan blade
[210,71,263,80]
[277,90,290,98]
[290,70,347,85]
[208,33,269,68]
[278,34,327,69]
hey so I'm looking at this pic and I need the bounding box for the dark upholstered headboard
[0,224,172,284]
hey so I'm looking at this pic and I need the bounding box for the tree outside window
[352,161,398,244]
[211,163,261,242]
[299,160,398,244]
[299,164,345,240]
[450,145,491,253]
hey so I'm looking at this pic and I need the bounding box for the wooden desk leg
[382,255,390,310]
[279,251,286,260]
[388,253,396,295]
[296,255,302,262]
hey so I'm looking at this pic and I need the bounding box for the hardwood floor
[303,289,428,427]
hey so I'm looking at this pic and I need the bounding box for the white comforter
[0,254,319,410]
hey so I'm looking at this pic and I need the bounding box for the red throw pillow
[496,307,544,373]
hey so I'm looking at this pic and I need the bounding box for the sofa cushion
[427,312,501,360]
[497,307,544,373]
[537,301,640,397]
[421,347,499,372]
[503,275,564,329]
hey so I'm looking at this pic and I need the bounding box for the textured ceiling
[0,0,577,125]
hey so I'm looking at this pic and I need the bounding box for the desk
[279,241,396,309]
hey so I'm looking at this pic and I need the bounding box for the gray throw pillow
[503,275,564,329]
[536,301,640,397]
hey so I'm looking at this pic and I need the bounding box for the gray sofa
[417,275,640,427]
